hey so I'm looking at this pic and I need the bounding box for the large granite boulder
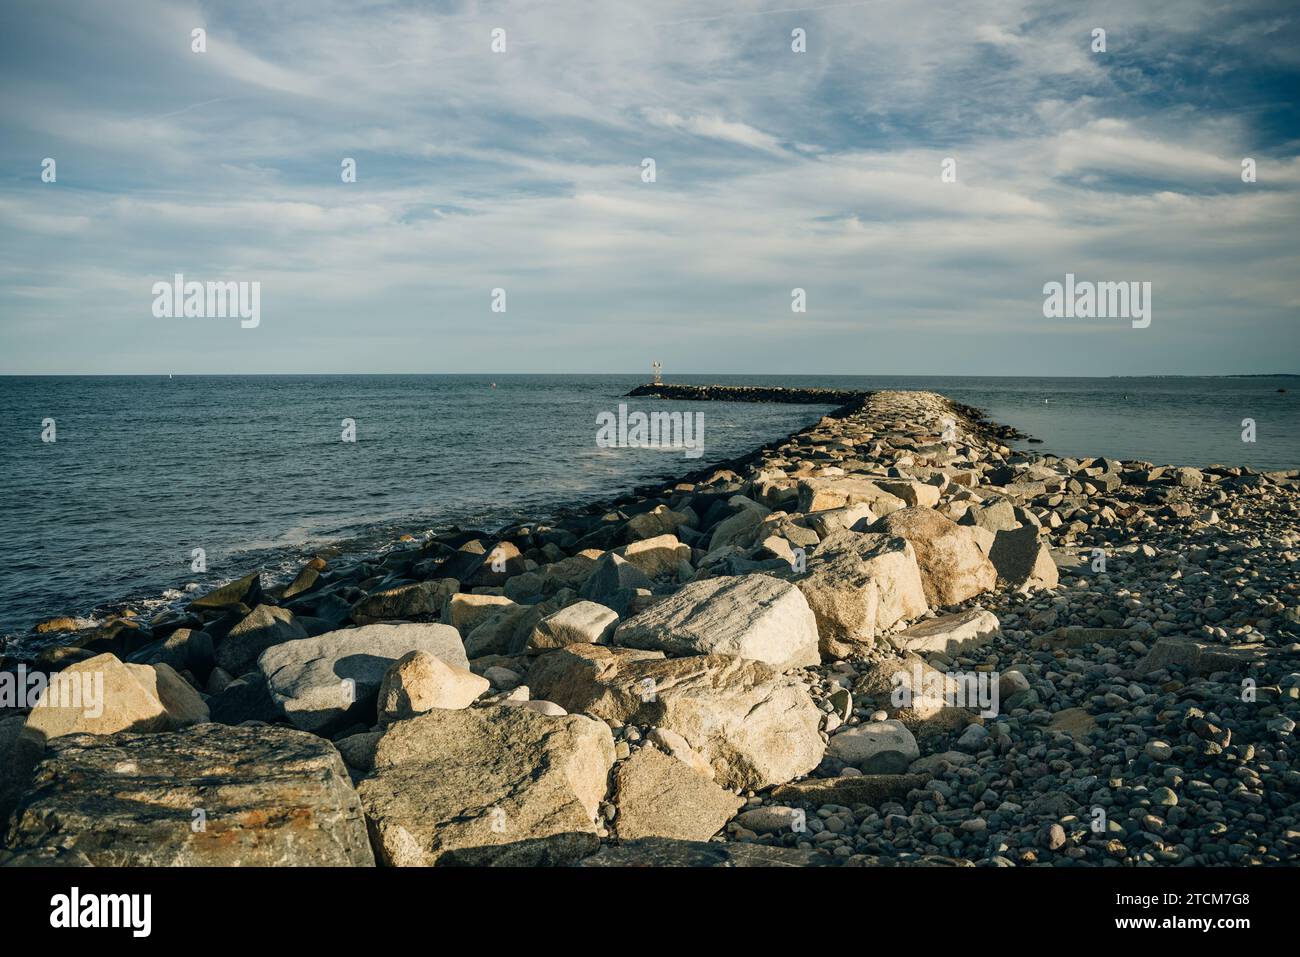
[782,538,885,658]
[958,498,1018,533]
[441,593,515,634]
[257,622,469,733]
[20,654,207,757]
[526,600,620,651]
[611,747,743,842]
[988,525,1059,589]
[705,499,770,552]
[796,477,907,516]
[357,705,614,865]
[802,532,928,637]
[577,552,654,616]
[612,534,692,578]
[613,574,820,671]
[377,650,489,721]
[2,723,374,866]
[873,507,996,605]
[528,645,824,790]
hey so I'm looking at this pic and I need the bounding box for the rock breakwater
[2,388,1297,867]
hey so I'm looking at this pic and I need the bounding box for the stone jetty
[2,388,1297,867]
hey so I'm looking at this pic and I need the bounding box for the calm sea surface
[1,374,1296,639]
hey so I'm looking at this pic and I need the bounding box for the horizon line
[0,371,1296,379]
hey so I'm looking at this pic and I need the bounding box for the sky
[1,0,1298,376]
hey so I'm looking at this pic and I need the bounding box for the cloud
[0,0,1297,375]
[641,107,787,154]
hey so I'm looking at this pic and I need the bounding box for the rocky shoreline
[2,387,1297,867]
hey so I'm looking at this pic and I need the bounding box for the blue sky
[1,0,1297,375]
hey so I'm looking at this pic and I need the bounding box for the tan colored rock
[805,503,876,538]
[646,726,714,779]
[464,601,550,657]
[828,719,919,773]
[613,534,692,578]
[612,747,743,842]
[137,663,210,729]
[4,723,374,866]
[873,507,997,606]
[358,705,614,865]
[257,622,470,733]
[526,600,619,650]
[796,477,907,516]
[787,548,880,658]
[875,480,941,508]
[529,645,824,790]
[1048,707,1097,736]
[854,654,965,726]
[22,653,167,747]
[892,608,999,656]
[441,593,515,633]
[378,650,489,721]
[626,505,692,541]
[810,531,928,633]
[989,525,1059,589]
[706,499,770,552]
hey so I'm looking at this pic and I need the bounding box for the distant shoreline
[0,372,1296,379]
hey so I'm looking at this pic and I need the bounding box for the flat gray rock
[613,574,820,671]
[258,622,469,732]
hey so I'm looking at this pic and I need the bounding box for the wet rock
[351,578,458,625]
[189,571,262,613]
[215,604,308,675]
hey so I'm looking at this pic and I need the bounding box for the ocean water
[1,374,1296,640]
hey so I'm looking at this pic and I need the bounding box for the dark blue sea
[1,374,1296,640]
